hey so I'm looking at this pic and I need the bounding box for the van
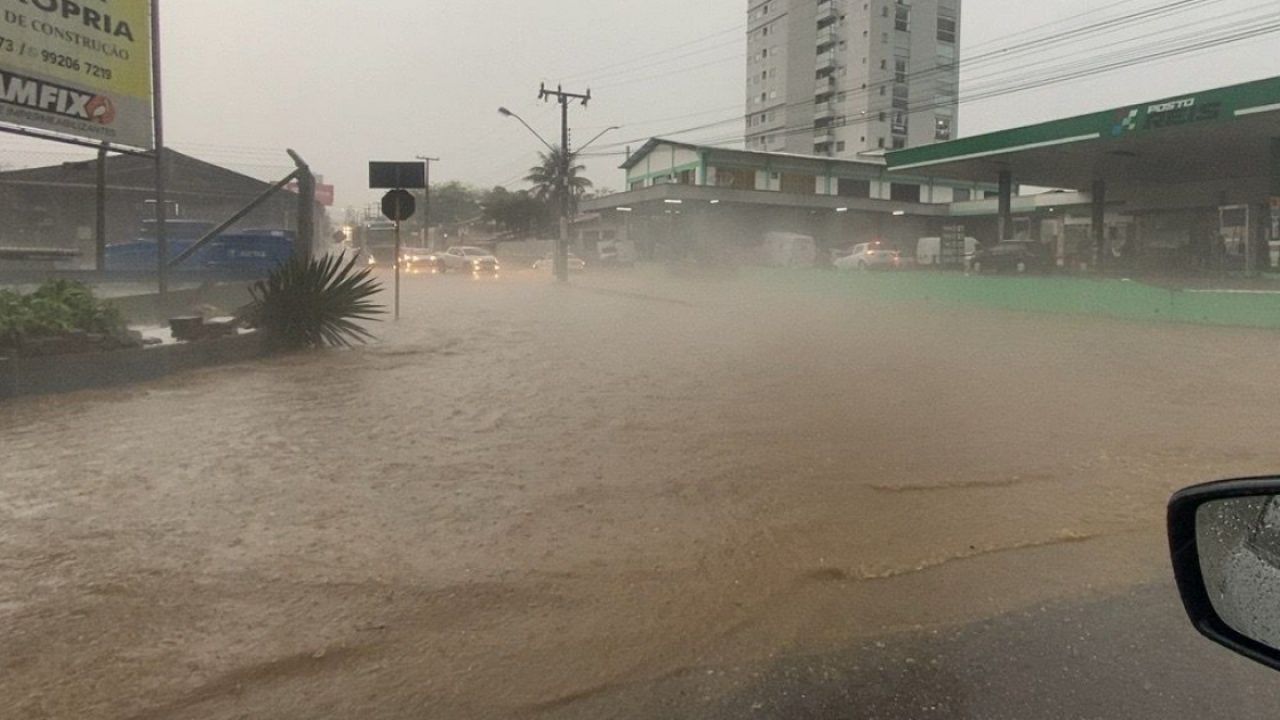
[917,236,979,267]
[763,232,818,269]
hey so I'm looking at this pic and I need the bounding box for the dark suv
[969,241,1053,274]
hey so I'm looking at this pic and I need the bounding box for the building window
[935,116,952,141]
[938,16,957,43]
[878,137,886,149]
[895,58,908,83]
[838,177,871,198]
[890,183,921,203]
[892,137,906,150]
[952,187,971,202]
[630,180,645,191]
[836,141,846,152]
[895,5,910,32]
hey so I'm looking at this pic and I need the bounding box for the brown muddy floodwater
[3,268,1280,719]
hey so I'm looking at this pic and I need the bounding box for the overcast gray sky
[2,0,1277,213]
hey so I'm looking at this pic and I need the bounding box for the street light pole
[416,156,440,250]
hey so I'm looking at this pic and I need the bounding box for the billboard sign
[0,0,153,149]
[369,161,425,189]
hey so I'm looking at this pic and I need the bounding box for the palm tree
[525,147,593,218]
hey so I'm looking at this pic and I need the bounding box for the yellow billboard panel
[0,0,153,149]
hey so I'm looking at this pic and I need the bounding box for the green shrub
[0,280,126,351]
[243,253,384,350]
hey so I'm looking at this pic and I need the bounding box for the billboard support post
[151,0,167,297]
[287,149,315,260]
[95,144,108,271]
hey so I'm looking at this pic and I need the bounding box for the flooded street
[3,268,1280,719]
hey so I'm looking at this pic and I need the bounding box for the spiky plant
[244,254,385,350]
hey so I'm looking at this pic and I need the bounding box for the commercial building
[0,149,328,269]
[746,0,961,157]
[887,75,1280,275]
[579,137,996,261]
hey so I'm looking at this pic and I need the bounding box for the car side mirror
[1169,477,1280,671]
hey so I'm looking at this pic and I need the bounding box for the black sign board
[369,161,426,189]
[382,190,417,222]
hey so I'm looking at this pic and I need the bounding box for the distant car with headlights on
[398,249,445,274]
[532,253,587,272]
[441,246,500,274]
[834,242,901,271]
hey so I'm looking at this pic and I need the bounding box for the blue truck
[105,221,295,274]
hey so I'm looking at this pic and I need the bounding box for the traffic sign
[381,190,416,222]
[369,162,426,189]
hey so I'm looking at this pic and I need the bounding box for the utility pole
[416,156,440,249]
[539,83,590,283]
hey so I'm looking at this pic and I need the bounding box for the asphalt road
[6,267,1280,719]
[550,582,1279,719]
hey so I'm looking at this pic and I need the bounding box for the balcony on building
[816,0,840,24]
[815,74,836,98]
[816,25,839,51]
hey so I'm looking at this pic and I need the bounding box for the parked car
[834,242,901,271]
[968,242,1053,274]
[440,246,500,273]
[533,254,587,272]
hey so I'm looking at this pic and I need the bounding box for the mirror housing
[1170,476,1280,672]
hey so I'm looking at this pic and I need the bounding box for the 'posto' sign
[1110,96,1223,137]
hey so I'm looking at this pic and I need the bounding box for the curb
[0,332,267,400]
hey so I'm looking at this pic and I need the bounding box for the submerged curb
[0,332,267,400]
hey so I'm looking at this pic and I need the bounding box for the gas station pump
[1270,198,1280,269]
[1218,205,1252,274]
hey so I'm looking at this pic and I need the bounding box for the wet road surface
[3,267,1280,719]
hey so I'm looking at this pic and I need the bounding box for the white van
[917,236,979,267]
[763,232,818,269]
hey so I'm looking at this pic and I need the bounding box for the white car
[533,254,587,272]
[440,246,500,273]
[834,242,901,271]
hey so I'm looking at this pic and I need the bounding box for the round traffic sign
[381,190,416,222]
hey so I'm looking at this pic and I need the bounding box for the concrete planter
[0,331,267,400]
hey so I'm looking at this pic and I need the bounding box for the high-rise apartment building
[745,0,961,157]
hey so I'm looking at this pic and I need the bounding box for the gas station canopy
[886,76,1280,189]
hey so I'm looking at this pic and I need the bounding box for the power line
[556,24,746,83]
[588,0,1244,153]
[684,14,1280,152]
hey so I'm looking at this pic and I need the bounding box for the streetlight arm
[498,107,557,154]
[575,126,622,154]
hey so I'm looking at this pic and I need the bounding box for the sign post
[370,161,425,322]
[381,189,416,321]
